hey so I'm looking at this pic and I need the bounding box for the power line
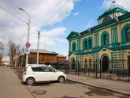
[0,6,27,23]
[30,0,71,37]
[18,25,28,46]
[33,0,63,26]
[43,0,86,31]
[42,0,78,31]
[73,0,86,11]
[22,0,85,42]
[43,0,85,31]
[41,0,70,27]
[0,6,29,50]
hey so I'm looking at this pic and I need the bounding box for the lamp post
[19,8,30,66]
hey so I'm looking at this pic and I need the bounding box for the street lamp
[19,8,30,66]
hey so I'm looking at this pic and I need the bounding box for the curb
[14,70,22,80]
[68,79,130,96]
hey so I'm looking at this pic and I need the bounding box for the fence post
[96,59,97,78]
[128,59,130,81]
[78,61,79,75]
[100,59,102,78]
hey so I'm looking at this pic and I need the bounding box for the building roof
[98,1,128,20]
[57,55,66,58]
[107,1,126,12]
[30,49,58,55]
[66,31,80,40]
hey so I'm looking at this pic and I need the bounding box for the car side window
[48,67,55,72]
[42,67,55,72]
[31,67,42,72]
[42,67,48,72]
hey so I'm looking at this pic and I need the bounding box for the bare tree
[8,40,21,67]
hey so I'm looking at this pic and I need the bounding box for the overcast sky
[0,0,130,60]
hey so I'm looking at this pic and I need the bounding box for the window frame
[126,28,130,41]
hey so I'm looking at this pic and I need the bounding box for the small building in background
[28,49,58,64]
[16,49,67,67]
[57,55,67,63]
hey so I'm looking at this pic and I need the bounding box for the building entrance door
[102,56,109,72]
[72,58,75,70]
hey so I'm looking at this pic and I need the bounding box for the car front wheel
[26,77,35,85]
[58,76,65,83]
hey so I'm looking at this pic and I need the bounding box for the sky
[0,0,130,60]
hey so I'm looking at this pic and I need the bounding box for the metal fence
[51,59,130,82]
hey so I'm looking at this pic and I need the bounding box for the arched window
[104,35,107,45]
[88,37,92,49]
[101,31,109,46]
[89,39,92,49]
[102,16,112,23]
[83,38,87,50]
[72,42,76,51]
[84,40,87,49]
[121,24,130,42]
[126,28,130,40]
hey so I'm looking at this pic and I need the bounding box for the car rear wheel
[58,76,65,83]
[26,77,35,85]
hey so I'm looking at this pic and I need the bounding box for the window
[31,67,42,72]
[101,32,109,46]
[72,42,76,51]
[42,67,55,72]
[89,39,92,49]
[84,40,87,50]
[126,28,130,40]
[104,35,107,45]
[121,24,130,42]
[102,16,112,23]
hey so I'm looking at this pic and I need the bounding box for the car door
[31,67,43,81]
[41,67,58,81]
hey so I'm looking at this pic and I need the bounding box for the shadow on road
[60,95,78,98]
[64,80,77,84]
[84,87,129,98]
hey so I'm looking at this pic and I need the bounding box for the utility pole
[21,48,24,67]
[19,8,30,67]
[37,31,40,64]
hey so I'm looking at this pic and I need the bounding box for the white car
[22,65,66,85]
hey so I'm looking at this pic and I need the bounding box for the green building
[67,1,130,72]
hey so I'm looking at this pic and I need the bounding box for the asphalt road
[0,66,129,98]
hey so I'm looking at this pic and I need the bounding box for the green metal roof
[98,3,128,20]
[66,31,79,40]
[107,4,126,12]
[81,12,130,35]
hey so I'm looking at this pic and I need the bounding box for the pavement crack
[25,85,36,98]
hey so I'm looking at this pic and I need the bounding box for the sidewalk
[0,66,33,98]
[67,74,130,96]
